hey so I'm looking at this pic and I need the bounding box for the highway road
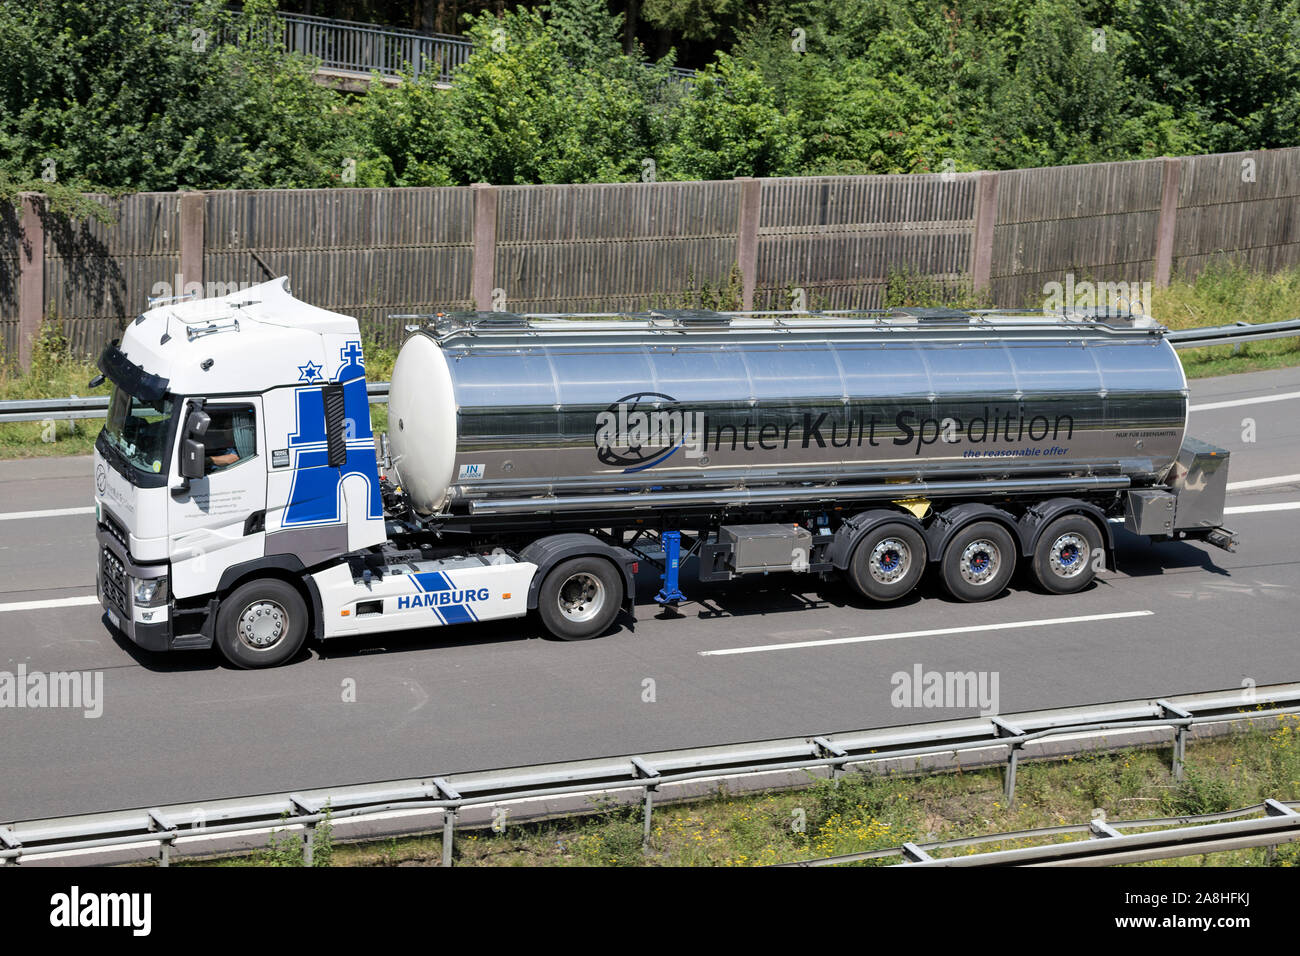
[1,367,1298,821]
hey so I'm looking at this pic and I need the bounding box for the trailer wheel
[939,521,1017,602]
[537,557,623,641]
[215,579,308,669]
[1031,514,1102,594]
[847,523,927,602]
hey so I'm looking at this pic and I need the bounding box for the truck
[91,277,1237,668]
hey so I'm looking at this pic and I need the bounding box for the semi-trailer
[91,278,1235,667]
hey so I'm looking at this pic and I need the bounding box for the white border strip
[1226,474,1300,491]
[1189,390,1300,412]
[1224,502,1300,515]
[0,595,99,613]
[700,610,1154,657]
[0,506,94,522]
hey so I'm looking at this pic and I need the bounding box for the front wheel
[215,578,309,668]
[537,557,623,641]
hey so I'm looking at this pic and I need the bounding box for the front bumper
[96,525,174,651]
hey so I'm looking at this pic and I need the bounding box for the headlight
[132,576,169,607]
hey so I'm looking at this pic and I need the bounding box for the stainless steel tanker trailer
[91,278,1237,666]
[383,305,1234,633]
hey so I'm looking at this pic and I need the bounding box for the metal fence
[4,683,1296,867]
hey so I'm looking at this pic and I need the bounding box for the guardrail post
[1158,700,1192,780]
[0,827,22,866]
[17,192,44,372]
[471,183,498,311]
[631,757,661,851]
[441,809,457,867]
[813,736,848,785]
[1264,799,1297,864]
[433,777,461,867]
[735,177,761,310]
[992,717,1026,803]
[1153,157,1182,288]
[148,809,175,867]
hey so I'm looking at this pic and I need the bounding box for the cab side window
[202,405,257,474]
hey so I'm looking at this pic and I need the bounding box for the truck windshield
[102,385,175,476]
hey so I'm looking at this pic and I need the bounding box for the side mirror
[178,438,205,480]
[186,409,211,439]
[173,405,211,496]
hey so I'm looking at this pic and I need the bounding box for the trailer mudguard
[827,509,928,571]
[923,503,1022,564]
[1017,498,1116,571]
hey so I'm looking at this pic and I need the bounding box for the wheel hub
[959,539,1001,585]
[869,538,911,584]
[1049,533,1090,578]
[558,572,604,623]
[238,600,287,649]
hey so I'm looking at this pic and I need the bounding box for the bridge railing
[275,9,472,83]
[175,4,687,85]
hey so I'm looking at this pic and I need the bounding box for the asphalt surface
[1,367,1298,821]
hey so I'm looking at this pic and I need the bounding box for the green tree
[658,53,801,180]
[0,0,354,193]
[1122,0,1300,153]
[543,0,624,69]
[640,0,750,42]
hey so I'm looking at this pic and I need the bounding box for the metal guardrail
[780,798,1300,866]
[1,317,1295,425]
[0,383,390,424]
[1166,317,1300,349]
[3,684,1296,867]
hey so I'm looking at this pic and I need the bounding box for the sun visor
[98,340,170,402]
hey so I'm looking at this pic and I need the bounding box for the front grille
[101,548,128,612]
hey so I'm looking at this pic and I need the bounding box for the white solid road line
[0,505,95,521]
[1226,474,1300,491]
[0,595,99,613]
[1224,502,1300,515]
[699,609,1154,657]
[1189,390,1300,412]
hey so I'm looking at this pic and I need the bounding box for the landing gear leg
[655,530,687,606]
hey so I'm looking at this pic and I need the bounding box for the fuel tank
[385,310,1189,516]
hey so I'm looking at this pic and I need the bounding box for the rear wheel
[847,523,927,602]
[940,521,1017,602]
[1031,514,1103,594]
[537,557,623,641]
[215,578,308,668]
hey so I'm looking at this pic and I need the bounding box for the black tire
[847,522,927,602]
[537,556,623,641]
[215,578,309,668]
[939,521,1017,602]
[1031,514,1103,594]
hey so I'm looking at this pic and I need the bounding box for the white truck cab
[93,278,548,667]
